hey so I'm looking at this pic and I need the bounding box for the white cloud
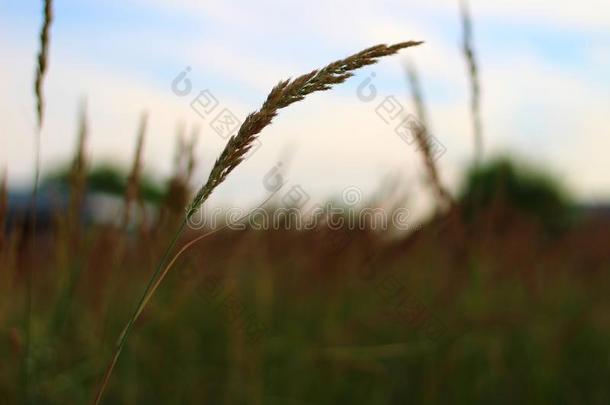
[471,0,610,31]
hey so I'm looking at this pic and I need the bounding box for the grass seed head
[187,41,423,217]
[34,0,53,130]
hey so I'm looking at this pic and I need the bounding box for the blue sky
[1,0,609,214]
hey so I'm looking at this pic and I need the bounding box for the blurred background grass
[2,157,610,404]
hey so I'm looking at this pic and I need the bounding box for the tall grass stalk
[185,125,200,185]
[31,0,54,232]
[459,0,483,164]
[68,101,89,232]
[24,0,53,400]
[172,123,199,185]
[34,0,53,131]
[0,169,6,252]
[405,62,453,210]
[99,113,150,348]
[93,40,422,404]
[122,113,147,229]
[49,104,91,334]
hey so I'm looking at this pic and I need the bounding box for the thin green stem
[21,124,42,403]
[93,217,187,405]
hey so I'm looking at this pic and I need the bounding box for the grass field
[2,194,610,403]
[2,1,610,403]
